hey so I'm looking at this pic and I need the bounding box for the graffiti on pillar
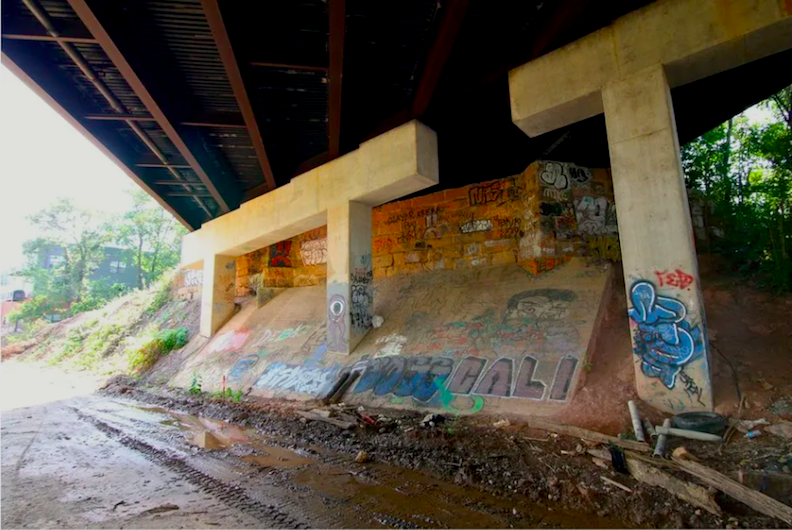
[653,269,695,290]
[327,291,347,352]
[628,281,705,395]
[269,241,292,267]
[350,254,373,334]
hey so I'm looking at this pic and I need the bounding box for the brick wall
[232,160,620,293]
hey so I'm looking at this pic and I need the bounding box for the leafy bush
[127,327,189,374]
[189,373,203,394]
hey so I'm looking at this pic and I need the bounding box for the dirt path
[1,371,625,528]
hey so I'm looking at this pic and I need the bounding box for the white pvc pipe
[628,400,646,442]
[654,425,722,442]
[653,418,672,457]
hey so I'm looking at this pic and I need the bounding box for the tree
[114,189,186,289]
[23,198,109,305]
[681,85,792,291]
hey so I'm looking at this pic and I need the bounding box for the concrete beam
[181,120,439,267]
[509,0,792,137]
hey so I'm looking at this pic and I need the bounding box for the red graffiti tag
[653,269,694,290]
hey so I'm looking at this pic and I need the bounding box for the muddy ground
[97,375,792,529]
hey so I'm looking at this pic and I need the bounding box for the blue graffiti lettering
[628,281,703,389]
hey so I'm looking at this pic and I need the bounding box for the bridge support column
[200,254,236,338]
[603,64,712,412]
[326,201,373,354]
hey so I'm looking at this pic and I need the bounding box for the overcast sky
[0,65,135,271]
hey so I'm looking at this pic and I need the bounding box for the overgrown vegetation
[7,190,186,325]
[126,327,189,375]
[16,275,199,375]
[683,86,792,291]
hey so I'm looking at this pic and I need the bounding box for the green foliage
[11,192,185,325]
[145,270,176,315]
[211,388,244,402]
[114,189,187,290]
[189,373,203,395]
[682,86,792,291]
[127,327,189,374]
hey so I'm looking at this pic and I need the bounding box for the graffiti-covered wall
[173,268,203,300]
[233,160,621,296]
[172,258,612,418]
[236,227,328,295]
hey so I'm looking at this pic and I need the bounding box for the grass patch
[127,327,189,375]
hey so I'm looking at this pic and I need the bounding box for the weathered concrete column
[603,64,712,412]
[200,254,237,338]
[326,201,373,354]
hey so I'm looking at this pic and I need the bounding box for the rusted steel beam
[181,121,247,129]
[164,192,214,198]
[2,33,97,44]
[327,0,345,158]
[152,181,205,186]
[201,0,276,192]
[250,61,328,73]
[1,52,196,230]
[85,113,155,121]
[411,0,469,117]
[68,0,237,213]
[136,164,192,169]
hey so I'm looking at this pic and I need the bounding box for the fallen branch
[601,476,632,492]
[588,448,721,515]
[526,418,651,452]
[296,410,354,430]
[673,453,792,524]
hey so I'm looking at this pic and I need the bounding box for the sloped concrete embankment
[171,258,611,418]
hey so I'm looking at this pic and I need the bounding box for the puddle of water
[242,445,314,469]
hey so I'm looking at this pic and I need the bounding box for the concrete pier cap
[508,0,792,413]
[182,120,439,338]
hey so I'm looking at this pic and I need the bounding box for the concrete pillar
[603,64,712,412]
[200,254,236,338]
[326,201,373,354]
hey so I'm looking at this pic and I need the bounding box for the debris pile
[522,401,792,525]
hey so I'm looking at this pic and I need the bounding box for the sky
[0,65,135,272]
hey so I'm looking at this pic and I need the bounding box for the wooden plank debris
[673,452,792,524]
[526,418,651,452]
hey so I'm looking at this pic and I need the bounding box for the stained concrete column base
[326,201,373,355]
[199,254,237,338]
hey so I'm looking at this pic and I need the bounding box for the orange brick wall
[234,160,620,292]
